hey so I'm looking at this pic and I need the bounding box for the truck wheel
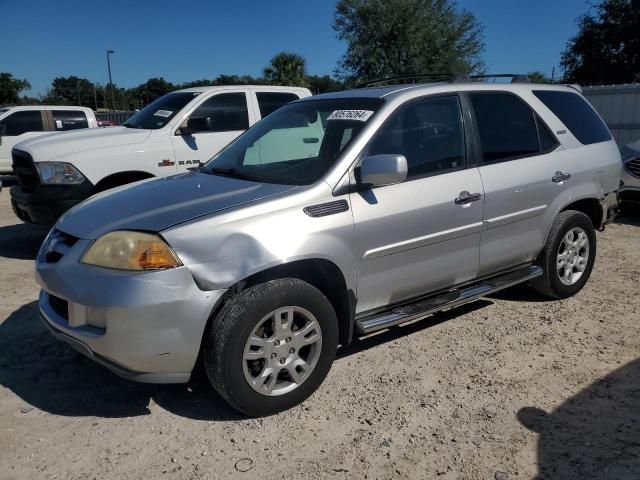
[203,278,339,416]
[531,210,596,299]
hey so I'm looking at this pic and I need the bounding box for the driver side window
[189,93,249,133]
[368,96,466,180]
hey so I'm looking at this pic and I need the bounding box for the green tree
[333,0,485,82]
[306,75,345,94]
[561,0,640,84]
[130,77,176,106]
[0,73,31,105]
[43,76,97,107]
[263,52,309,87]
[527,71,553,84]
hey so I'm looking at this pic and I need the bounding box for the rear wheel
[203,278,338,416]
[531,210,596,299]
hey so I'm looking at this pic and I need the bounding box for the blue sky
[0,0,591,96]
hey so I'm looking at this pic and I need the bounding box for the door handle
[552,171,572,183]
[455,191,482,205]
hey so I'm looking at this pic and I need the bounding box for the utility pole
[106,49,116,122]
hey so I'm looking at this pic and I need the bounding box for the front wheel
[531,210,597,299]
[203,278,339,416]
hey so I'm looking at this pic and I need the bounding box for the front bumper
[36,234,226,383]
[10,182,92,227]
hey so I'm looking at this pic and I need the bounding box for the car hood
[56,171,297,239]
[15,126,151,161]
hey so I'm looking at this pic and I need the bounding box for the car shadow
[488,283,556,303]
[0,301,242,421]
[615,208,640,227]
[0,223,48,260]
[518,357,640,479]
[338,299,492,359]
[1,298,494,420]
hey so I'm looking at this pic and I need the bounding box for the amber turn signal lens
[138,241,181,270]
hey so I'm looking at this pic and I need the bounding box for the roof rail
[354,73,533,89]
[469,74,531,83]
[355,73,460,88]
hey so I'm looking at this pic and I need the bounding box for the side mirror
[178,116,214,135]
[359,154,408,187]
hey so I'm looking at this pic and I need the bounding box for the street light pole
[106,49,116,123]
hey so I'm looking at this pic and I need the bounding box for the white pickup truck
[0,105,97,173]
[10,85,311,226]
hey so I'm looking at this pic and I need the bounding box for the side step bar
[355,265,543,335]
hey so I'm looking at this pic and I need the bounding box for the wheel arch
[560,197,604,229]
[93,170,155,193]
[206,258,356,348]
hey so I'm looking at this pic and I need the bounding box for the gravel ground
[1,184,639,480]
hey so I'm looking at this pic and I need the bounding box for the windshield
[201,98,383,185]
[123,92,200,129]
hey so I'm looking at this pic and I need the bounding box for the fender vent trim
[303,200,349,218]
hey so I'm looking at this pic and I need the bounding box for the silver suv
[36,78,621,416]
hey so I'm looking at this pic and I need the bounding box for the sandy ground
[0,183,639,480]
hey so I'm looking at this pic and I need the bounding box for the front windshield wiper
[122,123,142,129]
[208,167,257,182]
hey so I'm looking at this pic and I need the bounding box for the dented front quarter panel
[161,181,358,294]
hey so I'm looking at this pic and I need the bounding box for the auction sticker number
[327,110,374,121]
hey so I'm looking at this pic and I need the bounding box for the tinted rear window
[256,92,299,118]
[52,110,88,130]
[533,91,611,145]
[470,93,540,163]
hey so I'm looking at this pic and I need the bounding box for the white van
[10,85,311,225]
[0,106,97,173]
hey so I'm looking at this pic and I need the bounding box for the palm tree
[263,52,308,87]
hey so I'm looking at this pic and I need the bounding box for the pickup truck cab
[0,105,97,173]
[35,78,620,416]
[10,85,311,226]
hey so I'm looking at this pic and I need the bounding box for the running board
[355,265,543,335]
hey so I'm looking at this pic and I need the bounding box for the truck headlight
[36,162,85,184]
[81,231,182,271]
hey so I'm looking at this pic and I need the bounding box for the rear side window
[533,91,611,145]
[0,111,44,136]
[52,110,89,131]
[190,92,249,132]
[256,92,299,118]
[470,93,539,163]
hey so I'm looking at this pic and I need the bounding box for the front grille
[12,149,39,191]
[43,229,79,263]
[48,294,69,320]
[626,158,640,178]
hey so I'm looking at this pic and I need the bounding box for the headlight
[36,162,85,184]
[81,231,182,271]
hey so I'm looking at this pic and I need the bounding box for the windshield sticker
[327,110,374,122]
[153,110,173,117]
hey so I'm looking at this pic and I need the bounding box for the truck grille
[626,158,640,178]
[12,149,40,191]
[43,229,79,263]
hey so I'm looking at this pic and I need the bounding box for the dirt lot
[0,185,639,480]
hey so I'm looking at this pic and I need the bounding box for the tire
[531,210,597,299]
[203,278,339,416]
